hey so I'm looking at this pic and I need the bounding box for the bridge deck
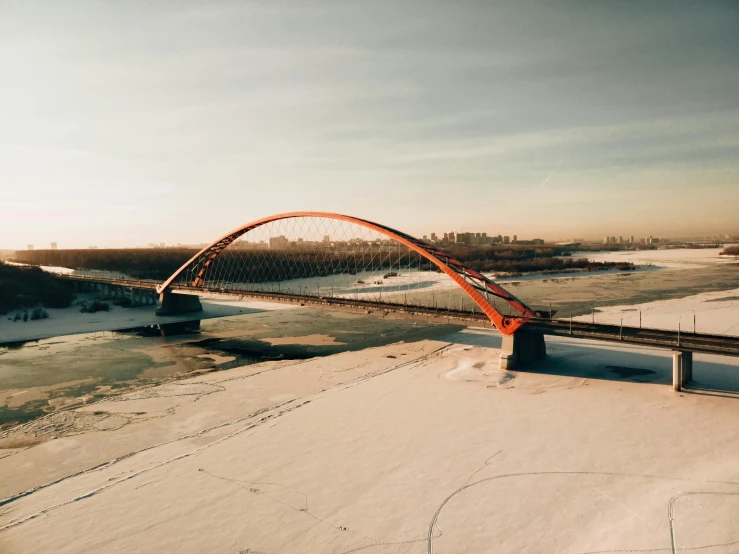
[59,275,739,357]
[181,287,739,358]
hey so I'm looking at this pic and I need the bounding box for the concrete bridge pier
[499,330,546,370]
[156,291,203,316]
[672,350,693,391]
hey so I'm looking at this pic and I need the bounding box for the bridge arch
[157,212,536,334]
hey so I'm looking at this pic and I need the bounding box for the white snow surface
[573,247,735,269]
[2,321,739,553]
[575,287,739,336]
[0,296,296,344]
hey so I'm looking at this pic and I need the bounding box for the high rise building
[27,244,34,250]
[269,235,290,249]
[430,233,437,242]
[503,236,510,244]
[512,235,518,244]
[50,242,58,250]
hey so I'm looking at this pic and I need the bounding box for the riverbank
[0,296,290,345]
[2,321,739,553]
[0,307,462,429]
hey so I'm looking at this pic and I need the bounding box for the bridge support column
[156,291,203,316]
[673,350,693,391]
[499,330,546,370]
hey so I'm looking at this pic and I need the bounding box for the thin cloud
[538,159,562,189]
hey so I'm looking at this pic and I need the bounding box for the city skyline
[2,2,739,248]
[15,226,738,253]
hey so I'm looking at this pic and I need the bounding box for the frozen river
[2,247,737,429]
[1,247,739,552]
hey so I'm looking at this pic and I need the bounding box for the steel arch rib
[157,211,536,335]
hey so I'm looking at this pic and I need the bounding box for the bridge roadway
[58,274,739,358]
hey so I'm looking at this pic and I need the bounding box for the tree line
[0,262,74,315]
[12,245,634,285]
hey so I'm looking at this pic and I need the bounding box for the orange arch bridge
[157,212,538,335]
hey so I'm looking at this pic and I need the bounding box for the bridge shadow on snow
[449,330,739,398]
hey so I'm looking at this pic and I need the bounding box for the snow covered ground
[574,287,739,335]
[1,315,739,553]
[0,296,296,344]
[573,247,736,269]
[1,248,737,552]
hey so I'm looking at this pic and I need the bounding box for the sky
[1,1,739,249]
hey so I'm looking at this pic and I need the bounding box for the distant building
[618,236,623,244]
[430,233,437,242]
[448,232,456,243]
[323,235,330,243]
[88,246,97,249]
[50,242,58,250]
[27,244,34,250]
[503,236,510,244]
[160,243,165,248]
[269,235,290,249]
[604,236,609,244]
[512,235,518,244]
[629,236,635,244]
